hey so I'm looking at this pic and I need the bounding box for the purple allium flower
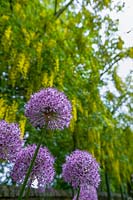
[25,88,72,130]
[73,184,98,200]
[0,120,22,162]
[11,144,55,190]
[62,150,100,189]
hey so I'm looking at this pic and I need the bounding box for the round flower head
[0,120,22,162]
[25,88,72,130]
[11,144,55,190]
[73,184,98,200]
[62,150,100,188]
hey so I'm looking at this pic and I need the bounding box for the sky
[116,0,133,80]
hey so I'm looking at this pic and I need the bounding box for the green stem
[76,187,80,200]
[105,171,112,200]
[25,187,30,200]
[18,143,41,200]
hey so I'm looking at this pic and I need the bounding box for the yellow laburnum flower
[5,101,18,122]
[69,120,74,132]
[36,42,43,56]
[42,72,48,87]
[17,53,30,78]
[72,98,77,122]
[0,98,7,118]
[5,26,12,40]
[2,15,9,21]
[40,10,46,17]
[30,31,35,40]
[14,3,21,12]
[55,58,59,73]
[48,39,56,48]
[22,28,30,46]
[23,59,30,78]
[49,72,54,87]
[19,117,27,139]
[17,53,25,72]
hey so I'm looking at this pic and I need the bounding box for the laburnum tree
[0,0,133,193]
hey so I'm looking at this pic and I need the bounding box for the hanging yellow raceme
[42,72,48,87]
[14,3,25,19]
[17,53,30,78]
[19,116,27,139]
[5,101,18,122]
[2,26,12,51]
[14,2,21,13]
[49,71,54,87]
[72,98,77,122]
[23,59,30,78]
[36,42,43,57]
[55,57,59,73]
[22,28,31,46]
[70,98,77,132]
[1,15,9,21]
[17,53,25,73]
[0,98,7,119]
[5,26,12,40]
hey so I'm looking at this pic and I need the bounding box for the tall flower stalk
[18,143,41,200]
[17,88,72,199]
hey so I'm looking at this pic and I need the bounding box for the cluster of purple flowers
[62,150,100,189]
[73,184,98,200]
[0,88,72,191]
[11,144,55,190]
[0,87,101,195]
[25,88,72,130]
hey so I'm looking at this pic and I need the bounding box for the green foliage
[0,0,132,192]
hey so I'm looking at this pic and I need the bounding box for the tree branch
[9,0,13,11]
[55,0,74,19]
[54,0,58,15]
[100,56,121,79]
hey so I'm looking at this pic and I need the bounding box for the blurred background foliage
[0,0,133,195]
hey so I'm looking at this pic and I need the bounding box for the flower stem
[76,186,80,200]
[25,186,30,200]
[18,143,41,200]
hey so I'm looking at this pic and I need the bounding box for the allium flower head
[11,144,55,190]
[62,150,100,188]
[0,120,22,162]
[73,184,98,200]
[25,88,72,130]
